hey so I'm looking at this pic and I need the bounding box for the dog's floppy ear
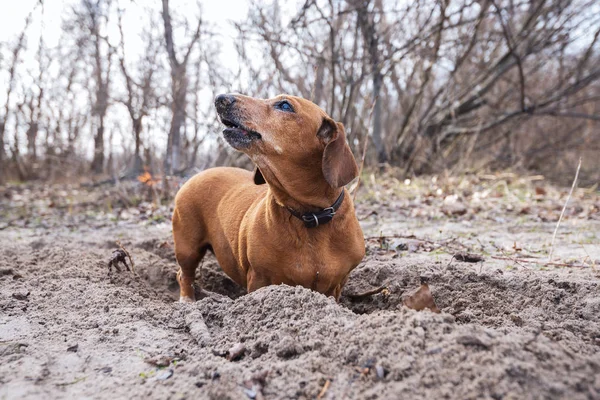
[318,118,359,188]
[253,167,266,185]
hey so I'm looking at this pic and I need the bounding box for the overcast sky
[0,0,300,157]
[0,0,256,66]
[0,0,253,38]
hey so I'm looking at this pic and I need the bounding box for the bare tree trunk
[91,119,105,173]
[161,0,202,175]
[26,122,38,161]
[371,71,384,163]
[355,0,387,164]
[24,4,48,166]
[85,0,111,174]
[165,64,187,174]
[0,122,6,170]
[133,117,143,173]
[0,7,34,180]
[114,7,158,175]
[89,56,109,174]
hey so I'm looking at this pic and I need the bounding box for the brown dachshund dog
[172,93,365,302]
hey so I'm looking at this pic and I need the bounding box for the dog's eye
[275,100,294,113]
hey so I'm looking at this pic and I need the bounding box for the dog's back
[174,167,264,220]
[172,167,267,292]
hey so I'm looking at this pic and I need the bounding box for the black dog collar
[286,190,345,228]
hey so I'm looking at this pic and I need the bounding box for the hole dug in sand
[130,239,247,302]
[341,257,600,355]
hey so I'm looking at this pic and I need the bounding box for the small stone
[156,369,173,380]
[375,365,387,379]
[12,291,30,301]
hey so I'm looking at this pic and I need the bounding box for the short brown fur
[172,93,365,301]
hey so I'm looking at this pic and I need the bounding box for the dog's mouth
[220,117,262,149]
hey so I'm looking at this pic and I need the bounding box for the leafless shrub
[0,0,598,185]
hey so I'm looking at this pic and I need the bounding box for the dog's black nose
[215,94,236,113]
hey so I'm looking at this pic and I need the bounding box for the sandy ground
[1,174,599,399]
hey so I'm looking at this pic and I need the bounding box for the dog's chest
[248,238,354,292]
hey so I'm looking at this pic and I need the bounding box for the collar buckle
[289,191,345,229]
[302,213,320,228]
[322,207,335,215]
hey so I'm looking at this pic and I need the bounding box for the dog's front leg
[176,269,196,303]
[174,246,207,303]
[246,269,270,293]
[332,274,350,302]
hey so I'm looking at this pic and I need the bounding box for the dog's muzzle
[215,94,262,149]
[215,94,236,114]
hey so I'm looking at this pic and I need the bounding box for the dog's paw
[179,296,195,304]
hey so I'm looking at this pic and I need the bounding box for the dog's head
[215,93,358,190]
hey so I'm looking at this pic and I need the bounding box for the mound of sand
[1,231,599,399]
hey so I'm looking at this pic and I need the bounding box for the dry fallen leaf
[144,355,173,367]
[403,283,441,313]
[519,206,531,215]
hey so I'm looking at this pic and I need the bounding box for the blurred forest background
[0,0,599,186]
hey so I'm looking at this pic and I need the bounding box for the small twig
[365,233,418,241]
[365,234,472,254]
[491,256,589,268]
[549,157,581,262]
[498,251,530,270]
[578,243,594,268]
[116,240,135,273]
[317,379,331,399]
[55,376,87,387]
[446,256,455,270]
[346,286,388,300]
[357,210,378,221]
[310,64,318,102]
[352,99,377,202]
